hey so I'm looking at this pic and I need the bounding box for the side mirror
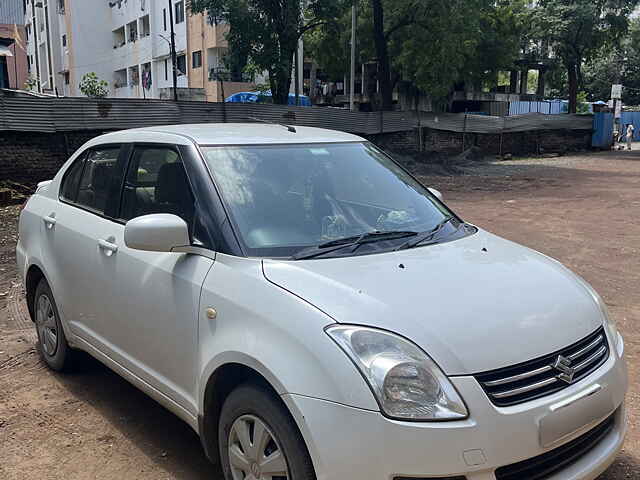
[124,214,190,252]
[428,187,443,201]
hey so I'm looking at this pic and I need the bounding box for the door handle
[98,238,118,255]
[43,214,57,229]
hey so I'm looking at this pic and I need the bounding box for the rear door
[40,144,127,341]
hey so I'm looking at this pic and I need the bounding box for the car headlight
[326,325,468,421]
[574,275,623,355]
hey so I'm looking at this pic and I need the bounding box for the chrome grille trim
[475,327,609,407]
[568,335,604,361]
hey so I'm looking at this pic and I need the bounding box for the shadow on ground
[55,354,222,480]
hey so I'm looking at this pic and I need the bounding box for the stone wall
[0,126,593,186]
[369,127,592,157]
[0,130,106,185]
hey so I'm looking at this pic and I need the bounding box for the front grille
[476,327,609,407]
[495,413,615,480]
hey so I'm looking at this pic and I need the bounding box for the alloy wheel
[36,294,58,356]
[228,414,289,480]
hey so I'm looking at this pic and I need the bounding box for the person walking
[626,123,635,150]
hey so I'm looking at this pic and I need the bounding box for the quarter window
[59,154,85,202]
[120,146,195,226]
[75,147,120,214]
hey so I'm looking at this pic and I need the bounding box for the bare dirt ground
[1,151,639,479]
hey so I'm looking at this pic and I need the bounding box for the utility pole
[168,0,178,101]
[295,40,300,106]
[30,0,41,92]
[349,1,356,111]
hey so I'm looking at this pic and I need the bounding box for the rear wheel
[34,278,75,371]
[218,383,316,480]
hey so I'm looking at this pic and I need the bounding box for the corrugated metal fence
[0,96,414,135]
[0,95,594,135]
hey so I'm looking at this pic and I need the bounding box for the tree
[188,0,344,105]
[582,18,640,106]
[307,0,527,110]
[534,0,638,113]
[79,72,109,98]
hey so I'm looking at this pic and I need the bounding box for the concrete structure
[186,15,256,102]
[0,0,28,90]
[24,0,190,98]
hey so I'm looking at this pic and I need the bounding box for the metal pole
[31,0,41,92]
[13,40,18,88]
[295,41,300,106]
[349,2,356,111]
[168,0,178,101]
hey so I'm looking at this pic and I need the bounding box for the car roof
[88,123,365,146]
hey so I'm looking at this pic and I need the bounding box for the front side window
[75,147,120,214]
[120,146,195,226]
[202,142,462,257]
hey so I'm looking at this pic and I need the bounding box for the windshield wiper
[292,231,418,260]
[394,217,455,251]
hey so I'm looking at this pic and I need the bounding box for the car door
[40,144,127,342]
[95,144,214,416]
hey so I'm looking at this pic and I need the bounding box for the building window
[163,8,167,30]
[176,54,186,76]
[164,58,168,81]
[140,15,150,37]
[127,20,138,43]
[192,50,202,69]
[61,34,66,47]
[174,1,185,24]
[64,72,69,85]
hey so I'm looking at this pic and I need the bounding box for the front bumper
[284,335,628,480]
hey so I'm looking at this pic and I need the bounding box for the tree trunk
[567,63,578,114]
[371,0,393,111]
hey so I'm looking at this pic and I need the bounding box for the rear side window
[76,147,120,214]
[59,154,85,202]
[120,146,195,225]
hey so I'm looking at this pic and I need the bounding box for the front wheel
[218,383,316,480]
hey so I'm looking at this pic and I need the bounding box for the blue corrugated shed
[509,100,568,115]
[592,113,613,148]
[620,112,640,141]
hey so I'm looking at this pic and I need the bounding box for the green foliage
[188,0,346,104]
[533,0,638,112]
[24,75,38,91]
[305,0,529,108]
[582,18,640,105]
[79,72,109,98]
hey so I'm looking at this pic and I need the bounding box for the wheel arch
[198,358,288,464]
[25,263,48,322]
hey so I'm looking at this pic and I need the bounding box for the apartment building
[22,0,257,100]
[0,0,28,90]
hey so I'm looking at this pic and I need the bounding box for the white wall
[68,0,114,96]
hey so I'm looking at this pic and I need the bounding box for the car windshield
[201,142,460,258]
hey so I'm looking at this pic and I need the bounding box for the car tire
[33,278,75,372]
[218,382,316,480]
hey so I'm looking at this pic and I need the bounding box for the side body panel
[197,253,378,413]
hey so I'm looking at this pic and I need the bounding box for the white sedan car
[17,124,627,480]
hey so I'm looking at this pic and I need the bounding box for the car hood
[262,229,604,375]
